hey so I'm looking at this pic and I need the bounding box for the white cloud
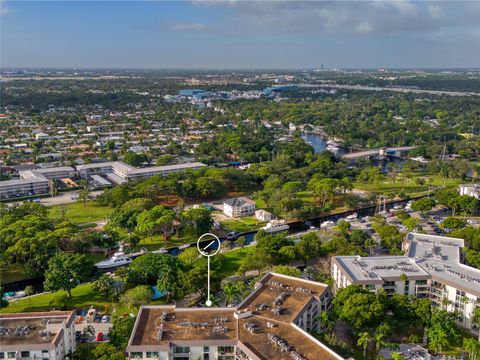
[168,22,207,31]
[0,1,14,16]
[192,1,478,36]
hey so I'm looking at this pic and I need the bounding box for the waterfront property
[331,232,480,334]
[223,197,256,218]
[126,272,342,360]
[0,311,76,359]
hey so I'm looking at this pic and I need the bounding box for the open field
[48,201,113,224]
[219,216,265,232]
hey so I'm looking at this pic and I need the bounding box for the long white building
[76,161,207,181]
[0,311,76,360]
[126,272,342,360]
[332,232,480,334]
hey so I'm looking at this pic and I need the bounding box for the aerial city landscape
[0,1,479,360]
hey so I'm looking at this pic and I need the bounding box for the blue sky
[1,1,479,69]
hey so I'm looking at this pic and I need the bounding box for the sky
[1,0,479,69]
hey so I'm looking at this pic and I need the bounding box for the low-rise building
[458,184,480,199]
[126,272,341,360]
[255,209,273,222]
[332,233,480,334]
[0,311,76,360]
[223,197,256,218]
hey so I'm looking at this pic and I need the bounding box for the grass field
[48,201,113,224]
[220,216,265,232]
[220,245,255,277]
[353,174,464,196]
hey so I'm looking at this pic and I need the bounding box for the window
[146,352,159,358]
[203,347,209,353]
[173,347,190,354]
[0,353,4,359]
[204,355,210,360]
[7,353,15,359]
[21,352,30,358]
[130,353,143,359]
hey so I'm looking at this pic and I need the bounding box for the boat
[152,248,168,254]
[261,220,289,233]
[345,213,358,221]
[179,243,190,250]
[95,251,132,269]
[320,220,335,229]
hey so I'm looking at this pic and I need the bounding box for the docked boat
[345,213,358,221]
[179,243,190,250]
[95,251,132,269]
[320,220,335,229]
[261,220,289,233]
[152,248,168,254]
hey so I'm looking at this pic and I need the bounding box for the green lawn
[48,202,113,224]
[220,216,265,232]
[2,283,109,314]
[220,246,255,277]
[354,174,464,196]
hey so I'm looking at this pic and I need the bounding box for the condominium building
[458,184,480,200]
[76,161,207,181]
[0,311,76,360]
[0,166,75,199]
[126,272,342,360]
[0,177,49,199]
[332,233,480,333]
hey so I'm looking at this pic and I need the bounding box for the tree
[411,198,436,213]
[92,343,124,360]
[374,332,388,354]
[157,256,184,300]
[92,274,115,301]
[357,332,372,357]
[77,188,89,206]
[464,337,480,360]
[427,327,449,355]
[109,315,136,351]
[124,152,147,166]
[271,265,301,277]
[24,285,35,305]
[181,208,213,237]
[442,217,467,231]
[120,285,152,309]
[43,253,93,299]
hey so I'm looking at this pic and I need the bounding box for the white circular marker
[196,233,221,257]
[205,300,212,307]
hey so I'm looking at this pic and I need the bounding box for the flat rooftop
[239,318,339,360]
[0,311,73,350]
[405,233,480,296]
[238,273,328,323]
[127,273,342,359]
[333,256,430,283]
[130,307,237,348]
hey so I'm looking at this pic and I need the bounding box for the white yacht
[345,213,358,221]
[179,243,190,250]
[320,220,335,229]
[261,220,289,233]
[95,251,132,269]
[152,248,168,254]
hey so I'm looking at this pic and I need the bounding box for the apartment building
[458,184,480,200]
[126,272,342,360]
[332,233,480,333]
[0,166,76,199]
[0,311,76,360]
[76,161,207,181]
[0,177,49,199]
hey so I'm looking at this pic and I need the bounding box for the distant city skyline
[1,1,479,69]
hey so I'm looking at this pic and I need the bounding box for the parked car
[101,315,109,323]
[226,231,239,241]
[96,332,104,342]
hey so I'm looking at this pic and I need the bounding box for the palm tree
[222,282,239,305]
[375,332,388,354]
[463,338,480,360]
[357,332,372,358]
[428,328,449,355]
[24,285,35,305]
